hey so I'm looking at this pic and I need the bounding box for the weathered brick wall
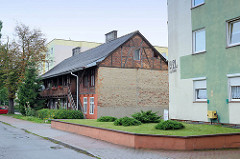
[97,67,168,117]
[99,34,168,70]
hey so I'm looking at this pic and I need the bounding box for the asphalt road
[0,122,95,159]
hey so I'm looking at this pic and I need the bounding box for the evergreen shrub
[37,109,83,120]
[131,110,161,123]
[97,116,117,122]
[155,120,185,130]
[114,117,141,126]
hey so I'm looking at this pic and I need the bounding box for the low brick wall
[51,120,240,150]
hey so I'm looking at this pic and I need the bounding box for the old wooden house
[40,31,168,119]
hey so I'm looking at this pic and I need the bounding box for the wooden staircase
[67,87,77,110]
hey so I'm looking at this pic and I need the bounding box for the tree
[17,62,44,115]
[0,23,47,114]
[0,87,8,105]
[0,21,2,39]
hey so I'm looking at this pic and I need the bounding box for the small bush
[132,110,161,123]
[37,109,50,119]
[25,107,36,116]
[97,116,117,122]
[54,109,83,119]
[37,109,84,120]
[155,120,185,130]
[114,117,141,126]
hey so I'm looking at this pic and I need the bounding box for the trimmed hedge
[155,120,185,130]
[37,109,83,120]
[97,116,117,122]
[132,110,161,123]
[114,117,141,126]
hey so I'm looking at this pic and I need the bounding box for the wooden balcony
[40,86,68,97]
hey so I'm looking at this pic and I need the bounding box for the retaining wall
[51,120,240,150]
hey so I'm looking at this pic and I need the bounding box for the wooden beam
[152,51,155,69]
[120,46,123,68]
[160,58,162,70]
[123,47,134,68]
[111,54,113,67]
[143,48,152,68]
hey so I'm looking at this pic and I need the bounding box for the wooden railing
[40,86,68,97]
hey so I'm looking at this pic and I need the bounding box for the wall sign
[169,59,178,73]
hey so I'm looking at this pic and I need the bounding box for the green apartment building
[168,0,240,124]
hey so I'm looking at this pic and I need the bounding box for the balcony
[40,86,68,97]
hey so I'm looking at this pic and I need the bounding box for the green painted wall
[180,0,240,123]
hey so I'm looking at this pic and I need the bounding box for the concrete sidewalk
[1,116,240,159]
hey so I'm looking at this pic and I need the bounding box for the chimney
[105,30,117,43]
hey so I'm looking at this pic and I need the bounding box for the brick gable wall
[99,34,168,70]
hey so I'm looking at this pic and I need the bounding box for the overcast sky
[0,0,168,46]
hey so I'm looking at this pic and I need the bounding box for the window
[83,97,88,114]
[227,18,240,47]
[72,47,81,56]
[83,75,88,87]
[193,79,207,101]
[192,0,204,7]
[134,49,140,60]
[90,70,95,87]
[90,97,94,114]
[228,76,240,101]
[193,29,206,54]
[51,48,53,55]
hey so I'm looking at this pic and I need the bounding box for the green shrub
[54,109,83,119]
[37,109,50,119]
[97,116,117,122]
[131,110,161,123]
[25,107,36,116]
[37,109,84,120]
[155,120,185,130]
[114,117,141,126]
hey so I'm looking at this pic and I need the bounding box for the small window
[90,70,95,87]
[90,97,94,114]
[193,79,207,101]
[83,75,88,87]
[51,48,53,55]
[134,49,140,60]
[228,76,240,101]
[193,29,206,54]
[227,18,240,47]
[83,97,88,114]
[72,47,81,56]
[192,0,204,7]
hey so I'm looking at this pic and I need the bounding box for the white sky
[0,0,168,46]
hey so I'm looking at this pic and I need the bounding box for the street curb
[46,137,100,159]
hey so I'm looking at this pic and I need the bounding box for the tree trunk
[8,98,14,114]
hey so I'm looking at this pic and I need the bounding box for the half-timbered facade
[40,31,168,119]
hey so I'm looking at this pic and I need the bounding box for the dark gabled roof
[41,31,167,79]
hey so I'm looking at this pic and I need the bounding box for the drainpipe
[71,72,78,110]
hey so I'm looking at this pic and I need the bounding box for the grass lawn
[1,114,50,124]
[61,119,240,136]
